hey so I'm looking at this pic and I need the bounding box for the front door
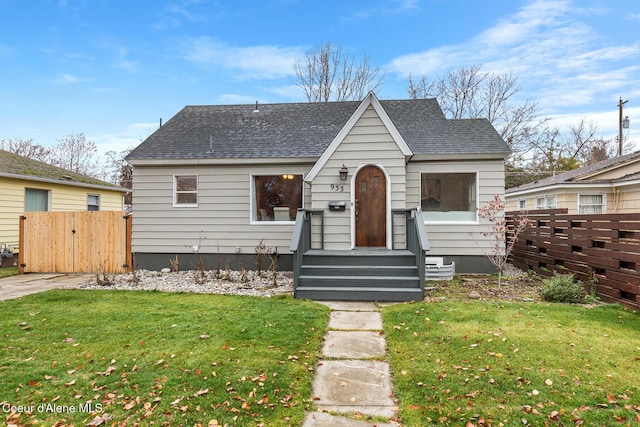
[355,165,386,247]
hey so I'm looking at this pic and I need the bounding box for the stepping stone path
[303,302,398,427]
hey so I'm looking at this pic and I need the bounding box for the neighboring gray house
[126,92,510,300]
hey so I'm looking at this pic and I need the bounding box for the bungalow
[0,149,129,266]
[506,150,640,214]
[126,92,510,300]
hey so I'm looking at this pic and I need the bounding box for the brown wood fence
[507,210,640,310]
[18,211,132,274]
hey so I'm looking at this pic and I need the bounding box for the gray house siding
[406,159,507,272]
[310,106,407,250]
[127,93,511,273]
[131,163,313,270]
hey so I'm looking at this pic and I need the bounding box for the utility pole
[618,97,629,156]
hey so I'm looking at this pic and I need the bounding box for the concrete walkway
[303,301,398,427]
[0,273,93,300]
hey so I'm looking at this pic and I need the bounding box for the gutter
[0,172,130,193]
[506,179,640,198]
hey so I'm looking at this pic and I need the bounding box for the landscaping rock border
[70,269,294,297]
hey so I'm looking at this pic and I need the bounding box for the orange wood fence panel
[18,211,132,274]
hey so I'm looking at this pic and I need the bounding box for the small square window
[579,194,604,214]
[25,188,50,212]
[174,175,198,207]
[87,194,100,211]
[535,195,556,210]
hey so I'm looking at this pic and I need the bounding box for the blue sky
[1,0,639,158]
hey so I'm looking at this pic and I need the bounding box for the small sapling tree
[477,195,531,287]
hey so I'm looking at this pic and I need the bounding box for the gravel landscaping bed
[70,269,294,297]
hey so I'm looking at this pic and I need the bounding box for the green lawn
[0,290,329,426]
[383,301,640,426]
[0,266,19,279]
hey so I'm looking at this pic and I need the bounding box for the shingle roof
[0,149,127,191]
[506,150,640,193]
[127,97,510,161]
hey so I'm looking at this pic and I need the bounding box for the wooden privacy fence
[19,211,132,274]
[507,210,640,310]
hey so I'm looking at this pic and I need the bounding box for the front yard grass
[0,290,329,426]
[0,266,19,279]
[383,301,640,426]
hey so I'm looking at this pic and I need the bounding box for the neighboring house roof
[507,150,640,195]
[127,93,510,162]
[0,149,129,192]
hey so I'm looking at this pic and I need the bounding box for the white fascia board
[305,91,413,183]
[506,182,615,198]
[410,153,509,162]
[127,157,318,167]
[0,172,129,193]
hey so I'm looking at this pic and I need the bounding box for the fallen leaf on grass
[85,413,113,426]
[64,379,76,387]
[97,365,116,376]
[193,388,209,397]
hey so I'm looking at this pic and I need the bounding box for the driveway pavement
[0,273,93,300]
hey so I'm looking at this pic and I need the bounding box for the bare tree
[103,148,133,204]
[0,138,52,163]
[50,133,100,177]
[476,195,531,288]
[294,42,386,102]
[525,119,615,173]
[408,65,538,163]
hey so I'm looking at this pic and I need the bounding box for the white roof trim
[506,179,640,198]
[127,157,318,166]
[305,91,413,182]
[0,172,129,193]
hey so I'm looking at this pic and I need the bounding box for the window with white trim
[535,194,556,210]
[87,194,100,211]
[518,199,526,210]
[253,174,303,222]
[174,175,198,207]
[25,188,50,212]
[579,194,604,214]
[420,173,477,221]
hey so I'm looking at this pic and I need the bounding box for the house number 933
[330,184,344,192]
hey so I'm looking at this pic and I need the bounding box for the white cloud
[388,0,640,117]
[52,73,90,84]
[181,37,304,79]
[112,47,140,73]
[153,0,224,30]
[92,122,158,155]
